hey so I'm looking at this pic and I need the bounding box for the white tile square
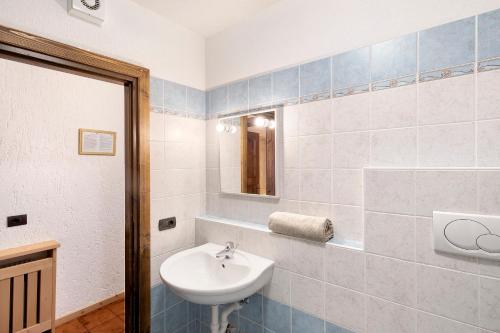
[284,137,299,169]
[418,123,475,167]
[206,119,219,145]
[283,169,300,200]
[324,244,365,292]
[261,267,291,305]
[417,312,480,333]
[165,169,201,196]
[479,258,500,279]
[478,70,500,120]
[299,201,331,217]
[298,99,332,135]
[325,284,366,333]
[289,238,325,280]
[150,141,165,171]
[365,212,416,261]
[477,120,500,167]
[364,169,415,215]
[331,204,364,243]
[417,264,479,325]
[165,194,202,221]
[299,134,331,169]
[366,254,417,306]
[332,169,363,206]
[370,127,417,167]
[165,141,202,169]
[332,93,370,132]
[195,219,239,246]
[371,84,417,129]
[479,277,500,332]
[291,274,325,319]
[150,111,165,141]
[150,170,167,199]
[206,168,220,193]
[419,75,474,125]
[283,104,299,138]
[206,143,219,168]
[300,169,331,203]
[415,170,477,217]
[332,132,370,168]
[237,228,292,270]
[366,296,416,333]
[478,170,500,215]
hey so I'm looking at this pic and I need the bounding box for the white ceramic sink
[160,243,274,305]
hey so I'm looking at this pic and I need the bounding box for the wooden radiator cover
[0,241,59,333]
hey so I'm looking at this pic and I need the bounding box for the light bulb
[255,117,268,127]
[230,125,237,134]
[216,123,225,132]
[268,120,276,129]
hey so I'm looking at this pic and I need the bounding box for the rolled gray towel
[268,211,333,243]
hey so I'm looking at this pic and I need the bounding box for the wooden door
[266,127,275,195]
[246,131,260,194]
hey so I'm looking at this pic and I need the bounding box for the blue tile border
[300,57,332,97]
[153,284,358,333]
[478,8,500,61]
[332,47,370,90]
[371,33,417,82]
[152,8,500,120]
[419,16,475,73]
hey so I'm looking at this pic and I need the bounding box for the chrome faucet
[216,241,237,259]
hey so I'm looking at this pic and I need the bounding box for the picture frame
[78,128,117,156]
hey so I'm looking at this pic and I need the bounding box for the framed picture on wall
[78,128,116,156]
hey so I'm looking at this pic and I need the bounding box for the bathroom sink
[160,243,274,305]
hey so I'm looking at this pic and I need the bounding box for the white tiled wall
[150,113,206,286]
[206,71,500,245]
[202,70,500,332]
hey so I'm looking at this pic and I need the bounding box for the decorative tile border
[150,76,207,120]
[371,75,416,91]
[333,84,370,98]
[150,8,500,122]
[478,57,500,72]
[419,63,475,83]
[205,8,500,118]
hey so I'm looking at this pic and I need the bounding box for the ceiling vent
[68,0,105,25]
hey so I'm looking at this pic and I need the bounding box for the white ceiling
[131,0,281,37]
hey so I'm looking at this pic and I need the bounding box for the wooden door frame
[0,25,151,333]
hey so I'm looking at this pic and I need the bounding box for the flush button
[444,219,490,250]
[434,212,500,260]
[476,234,500,253]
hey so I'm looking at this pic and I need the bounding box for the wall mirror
[217,108,282,197]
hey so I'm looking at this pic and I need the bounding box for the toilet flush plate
[433,211,500,260]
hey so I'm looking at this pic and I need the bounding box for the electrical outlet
[7,214,27,227]
[159,217,176,231]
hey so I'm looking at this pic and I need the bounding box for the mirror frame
[217,107,283,199]
[0,25,151,333]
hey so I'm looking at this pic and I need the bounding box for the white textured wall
[0,0,206,89]
[0,58,125,318]
[206,0,500,87]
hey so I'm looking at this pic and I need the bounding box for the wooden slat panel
[0,241,59,262]
[17,320,51,333]
[12,275,24,332]
[39,268,52,323]
[26,273,38,327]
[0,258,52,280]
[0,279,10,333]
